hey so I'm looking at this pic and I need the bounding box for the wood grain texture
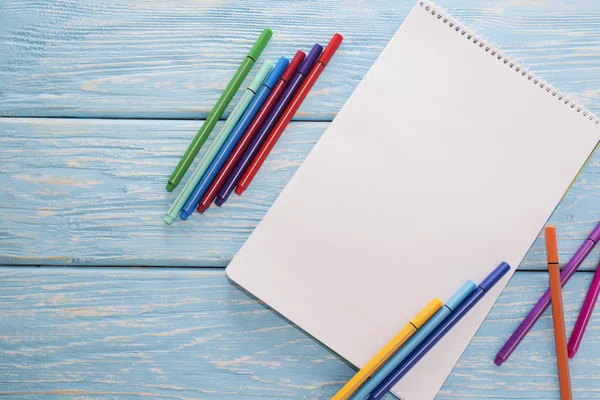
[1,0,600,119]
[0,118,322,267]
[1,268,600,399]
[2,1,600,398]
[0,267,352,399]
[1,117,600,268]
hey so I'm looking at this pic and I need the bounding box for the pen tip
[166,183,176,192]
[493,356,504,366]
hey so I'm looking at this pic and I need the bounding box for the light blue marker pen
[350,280,477,400]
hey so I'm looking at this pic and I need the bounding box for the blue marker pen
[350,280,477,400]
[179,56,289,220]
[367,262,511,400]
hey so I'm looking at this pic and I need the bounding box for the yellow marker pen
[332,298,443,400]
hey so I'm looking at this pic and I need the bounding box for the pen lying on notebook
[235,33,343,196]
[332,298,443,400]
[350,280,477,400]
[368,262,511,400]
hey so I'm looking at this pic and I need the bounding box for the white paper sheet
[226,2,600,399]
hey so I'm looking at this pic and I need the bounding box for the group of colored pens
[333,262,512,400]
[163,29,343,224]
[495,222,600,400]
[335,222,600,400]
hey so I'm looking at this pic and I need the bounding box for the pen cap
[248,28,273,61]
[281,50,306,82]
[446,280,477,311]
[411,298,443,329]
[248,61,274,92]
[479,262,511,292]
[545,226,559,264]
[263,57,289,89]
[589,222,600,243]
[318,33,344,66]
[298,44,324,76]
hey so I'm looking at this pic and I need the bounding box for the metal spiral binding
[418,1,599,125]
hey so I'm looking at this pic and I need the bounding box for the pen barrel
[332,298,442,400]
[495,238,596,365]
[545,227,559,264]
[237,63,326,192]
[548,263,572,400]
[167,57,255,190]
[352,308,451,400]
[567,261,600,357]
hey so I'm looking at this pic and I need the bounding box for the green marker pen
[164,60,274,224]
[166,28,273,192]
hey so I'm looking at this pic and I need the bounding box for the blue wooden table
[2,0,600,398]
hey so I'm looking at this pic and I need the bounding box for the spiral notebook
[227,2,600,399]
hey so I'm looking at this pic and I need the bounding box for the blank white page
[227,1,600,399]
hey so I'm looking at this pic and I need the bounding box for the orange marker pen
[545,226,572,400]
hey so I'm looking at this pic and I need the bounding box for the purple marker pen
[495,222,600,365]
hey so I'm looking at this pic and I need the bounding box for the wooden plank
[0,268,599,399]
[0,267,352,399]
[1,0,599,119]
[0,118,322,267]
[2,117,600,268]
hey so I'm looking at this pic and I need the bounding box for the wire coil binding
[418,0,600,125]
